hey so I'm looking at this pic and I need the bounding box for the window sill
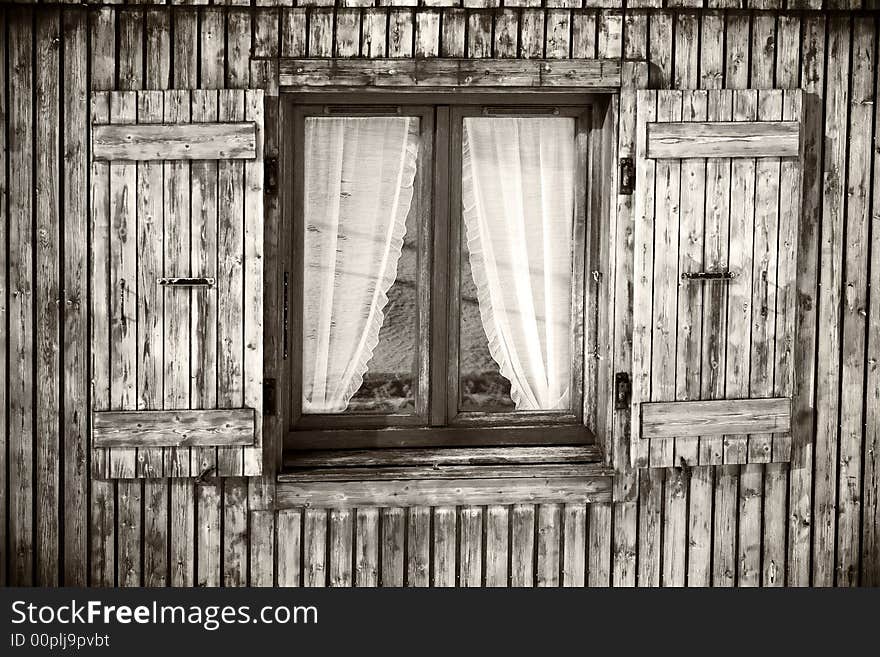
[276,446,613,508]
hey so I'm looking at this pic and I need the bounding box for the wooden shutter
[631,89,803,468]
[90,89,264,479]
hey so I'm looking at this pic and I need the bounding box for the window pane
[302,116,421,414]
[460,116,575,413]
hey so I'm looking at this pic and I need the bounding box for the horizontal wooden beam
[640,397,792,440]
[92,122,257,161]
[278,58,621,90]
[280,463,612,483]
[277,475,611,508]
[92,409,255,448]
[284,445,602,469]
[646,121,801,158]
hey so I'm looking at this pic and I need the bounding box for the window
[284,96,595,452]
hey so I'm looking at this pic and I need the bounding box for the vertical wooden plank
[249,510,275,587]
[243,89,265,478]
[335,8,361,57]
[788,14,824,588]
[276,508,303,587]
[649,94,682,470]
[662,469,687,587]
[520,9,544,59]
[89,7,115,587]
[143,7,170,590]
[459,506,483,587]
[145,10,170,91]
[216,90,246,476]
[389,9,414,57]
[281,8,307,58]
[864,12,880,587]
[415,10,440,58]
[597,9,622,59]
[309,8,334,57]
[637,468,662,586]
[631,86,657,467]
[466,10,492,58]
[363,8,388,58]
[117,480,141,587]
[190,89,219,479]
[163,89,192,479]
[546,9,571,59]
[381,508,406,586]
[587,503,611,587]
[571,10,597,59]
[610,16,646,588]
[304,509,328,587]
[170,480,194,587]
[724,89,757,466]
[648,11,672,89]
[432,506,456,587]
[493,9,518,59]
[223,479,249,587]
[329,509,354,586]
[137,91,166,479]
[172,9,197,88]
[227,9,253,87]
[813,16,850,587]
[713,466,738,586]
[440,8,465,58]
[510,504,535,587]
[254,8,280,59]
[196,482,221,587]
[485,505,509,587]
[62,7,89,587]
[35,8,61,587]
[837,17,873,588]
[562,504,586,587]
[8,7,34,587]
[407,507,431,587]
[356,507,380,587]
[536,504,561,586]
[143,477,167,587]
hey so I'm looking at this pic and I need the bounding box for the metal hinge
[264,378,277,416]
[614,372,632,411]
[619,157,635,195]
[265,157,278,196]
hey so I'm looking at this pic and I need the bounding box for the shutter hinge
[265,157,279,196]
[619,158,635,195]
[614,372,631,411]
[264,378,277,416]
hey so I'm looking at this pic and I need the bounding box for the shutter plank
[109,91,138,479]
[646,121,800,159]
[217,89,247,477]
[93,409,255,448]
[93,122,257,161]
[723,90,758,465]
[190,89,220,478]
[642,398,792,439]
[163,90,192,477]
[243,89,265,476]
[136,90,166,478]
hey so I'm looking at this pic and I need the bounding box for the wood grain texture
[92,409,256,448]
[640,398,792,439]
[646,120,801,158]
[92,122,257,161]
[278,58,622,89]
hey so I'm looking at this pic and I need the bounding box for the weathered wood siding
[0,4,878,587]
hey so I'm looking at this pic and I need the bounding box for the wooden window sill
[276,446,613,508]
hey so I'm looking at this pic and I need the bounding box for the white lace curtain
[461,117,576,411]
[302,116,420,413]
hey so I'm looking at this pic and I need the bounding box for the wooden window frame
[281,92,608,457]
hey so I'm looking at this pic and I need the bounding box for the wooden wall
[0,3,878,587]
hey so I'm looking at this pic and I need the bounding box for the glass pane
[301,116,421,414]
[459,116,576,413]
